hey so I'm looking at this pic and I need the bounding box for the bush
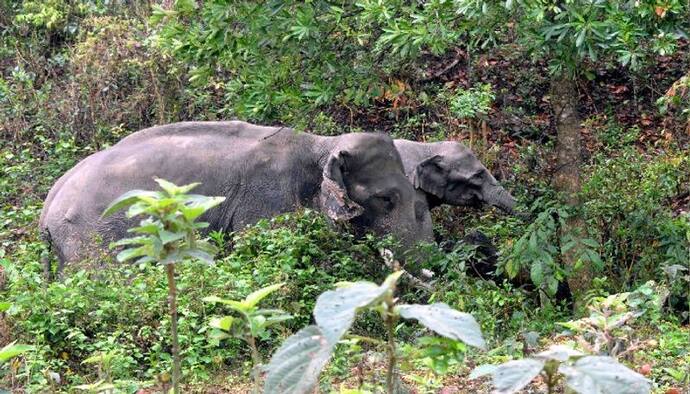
[3,210,396,390]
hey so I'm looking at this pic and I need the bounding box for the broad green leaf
[0,342,32,364]
[396,303,485,350]
[126,202,150,218]
[561,239,577,253]
[130,220,162,235]
[202,296,248,312]
[560,356,650,394]
[102,190,159,218]
[546,277,559,296]
[530,261,544,286]
[380,270,404,291]
[534,345,583,362]
[243,283,285,309]
[183,248,215,264]
[116,246,150,262]
[581,238,599,248]
[314,282,387,345]
[0,302,11,312]
[75,380,116,392]
[250,315,267,335]
[264,314,293,327]
[110,236,150,248]
[469,364,498,379]
[209,330,232,341]
[209,316,234,331]
[183,195,226,220]
[82,351,115,365]
[491,359,545,394]
[160,230,185,245]
[180,206,206,221]
[264,325,334,394]
[158,250,184,265]
[154,178,199,196]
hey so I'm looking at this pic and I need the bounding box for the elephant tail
[39,227,55,282]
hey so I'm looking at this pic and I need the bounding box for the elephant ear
[320,151,365,221]
[412,155,448,199]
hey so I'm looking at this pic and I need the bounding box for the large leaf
[154,178,200,196]
[182,248,215,264]
[559,356,650,394]
[159,229,185,245]
[202,296,247,312]
[101,190,159,218]
[182,195,226,221]
[534,345,583,362]
[397,303,486,350]
[115,246,150,263]
[0,342,32,364]
[263,325,334,394]
[469,364,498,379]
[313,282,387,345]
[209,316,234,331]
[490,359,545,394]
[243,283,285,309]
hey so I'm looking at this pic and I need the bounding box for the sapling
[471,345,651,394]
[263,270,485,394]
[0,342,32,366]
[203,283,292,393]
[102,179,225,394]
[0,302,33,389]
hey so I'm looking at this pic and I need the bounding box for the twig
[419,48,463,82]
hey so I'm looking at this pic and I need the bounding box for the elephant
[40,121,434,273]
[393,139,517,212]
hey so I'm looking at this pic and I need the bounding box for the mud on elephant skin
[394,139,517,213]
[40,121,434,273]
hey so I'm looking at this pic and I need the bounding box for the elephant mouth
[481,186,517,214]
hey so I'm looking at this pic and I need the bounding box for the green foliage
[204,283,291,392]
[103,179,224,265]
[263,325,334,394]
[264,271,485,393]
[447,83,495,121]
[658,72,690,126]
[559,281,667,358]
[581,150,690,289]
[503,198,602,298]
[103,179,226,393]
[0,342,32,365]
[147,0,483,122]
[220,211,396,330]
[3,0,690,391]
[403,336,469,376]
[504,0,690,74]
[3,210,407,390]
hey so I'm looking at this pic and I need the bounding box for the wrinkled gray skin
[393,140,517,213]
[40,121,434,272]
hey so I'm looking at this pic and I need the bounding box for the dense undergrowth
[1,0,689,392]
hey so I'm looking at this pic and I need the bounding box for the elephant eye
[469,173,483,186]
[372,191,399,211]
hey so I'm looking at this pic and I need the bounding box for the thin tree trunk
[384,299,398,394]
[550,74,590,311]
[167,264,180,394]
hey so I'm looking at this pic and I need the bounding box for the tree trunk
[550,74,590,311]
[167,264,181,394]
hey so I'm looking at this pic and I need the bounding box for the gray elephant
[40,121,434,272]
[393,140,516,212]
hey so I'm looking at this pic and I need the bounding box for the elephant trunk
[482,184,517,214]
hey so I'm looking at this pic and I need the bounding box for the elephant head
[402,141,517,213]
[319,133,435,251]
